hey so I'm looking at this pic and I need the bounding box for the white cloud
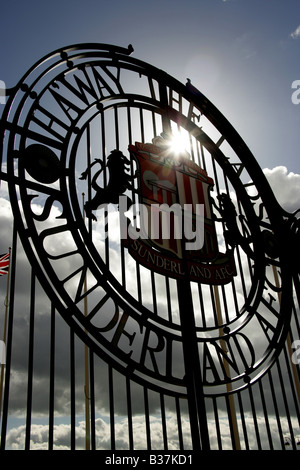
[290,25,300,39]
[4,415,190,450]
[4,412,298,450]
[263,166,300,213]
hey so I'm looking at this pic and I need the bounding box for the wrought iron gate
[0,44,299,451]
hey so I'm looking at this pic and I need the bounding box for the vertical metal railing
[0,169,299,450]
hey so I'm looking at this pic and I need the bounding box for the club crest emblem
[123,138,236,285]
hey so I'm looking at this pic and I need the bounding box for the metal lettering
[231,162,245,177]
[28,194,62,222]
[139,327,166,375]
[93,64,124,97]
[53,72,97,108]
[32,102,69,141]
[202,333,255,384]
[49,87,83,121]
[39,224,79,260]
[111,311,138,358]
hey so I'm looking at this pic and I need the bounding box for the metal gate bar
[0,224,300,450]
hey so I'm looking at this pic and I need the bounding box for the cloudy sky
[0,0,300,451]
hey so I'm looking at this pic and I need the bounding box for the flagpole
[213,284,241,450]
[0,247,11,423]
[82,194,91,450]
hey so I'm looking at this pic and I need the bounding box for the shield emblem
[129,141,218,259]
[124,140,236,285]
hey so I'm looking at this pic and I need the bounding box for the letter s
[291,80,300,104]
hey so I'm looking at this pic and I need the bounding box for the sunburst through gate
[0,43,299,451]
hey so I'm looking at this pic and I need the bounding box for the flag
[0,253,10,276]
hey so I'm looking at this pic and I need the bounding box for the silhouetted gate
[0,44,299,451]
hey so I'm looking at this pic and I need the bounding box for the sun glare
[167,129,190,158]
